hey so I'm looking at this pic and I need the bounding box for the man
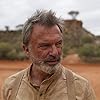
[2,10,96,100]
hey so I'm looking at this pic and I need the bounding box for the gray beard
[36,62,59,74]
[28,44,62,74]
[30,55,60,74]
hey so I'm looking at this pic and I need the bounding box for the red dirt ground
[0,55,100,100]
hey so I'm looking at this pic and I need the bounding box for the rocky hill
[63,19,95,47]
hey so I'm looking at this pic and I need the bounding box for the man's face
[26,24,63,73]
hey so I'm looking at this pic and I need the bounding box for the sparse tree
[68,11,79,19]
[5,26,10,31]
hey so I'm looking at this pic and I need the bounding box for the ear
[23,44,30,56]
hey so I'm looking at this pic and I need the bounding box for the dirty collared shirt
[2,64,96,100]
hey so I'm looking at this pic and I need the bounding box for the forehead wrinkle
[30,25,63,43]
[37,37,63,44]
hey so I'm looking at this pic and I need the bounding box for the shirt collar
[24,63,62,92]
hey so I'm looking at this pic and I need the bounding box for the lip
[46,60,59,65]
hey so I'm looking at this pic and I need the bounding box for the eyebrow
[40,38,63,42]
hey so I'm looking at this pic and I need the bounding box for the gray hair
[22,10,63,46]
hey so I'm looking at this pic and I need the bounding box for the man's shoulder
[61,65,96,100]
[2,68,28,100]
[61,65,89,85]
[3,68,28,89]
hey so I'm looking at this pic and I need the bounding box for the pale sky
[0,0,100,35]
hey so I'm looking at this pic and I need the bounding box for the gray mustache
[44,55,61,62]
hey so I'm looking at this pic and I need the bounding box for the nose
[49,45,58,56]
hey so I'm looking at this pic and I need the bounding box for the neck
[30,64,52,86]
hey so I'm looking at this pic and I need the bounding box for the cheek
[36,50,49,59]
[35,48,62,59]
[58,48,62,55]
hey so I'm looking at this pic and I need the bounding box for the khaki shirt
[2,64,96,100]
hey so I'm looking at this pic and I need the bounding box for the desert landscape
[0,54,100,100]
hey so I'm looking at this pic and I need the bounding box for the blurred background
[0,0,100,100]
